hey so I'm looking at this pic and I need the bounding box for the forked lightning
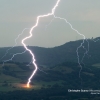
[20,0,87,87]
[1,0,88,88]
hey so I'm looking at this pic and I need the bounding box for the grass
[83,72,94,76]
[52,66,73,73]
[0,63,24,71]
[92,63,100,68]
[34,80,64,88]
[0,63,65,91]
[0,74,21,82]
[0,63,26,91]
[0,80,64,91]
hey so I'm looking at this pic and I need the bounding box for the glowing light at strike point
[21,0,61,87]
[17,83,32,89]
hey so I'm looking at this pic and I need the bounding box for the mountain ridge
[0,37,100,66]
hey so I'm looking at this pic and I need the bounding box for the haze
[0,0,100,47]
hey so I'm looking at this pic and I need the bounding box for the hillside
[0,37,100,66]
[1,61,100,90]
[0,62,100,99]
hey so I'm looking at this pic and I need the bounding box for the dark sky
[0,0,100,47]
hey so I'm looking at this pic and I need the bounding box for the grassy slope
[0,62,100,92]
[0,38,100,66]
[0,63,66,91]
[92,63,100,68]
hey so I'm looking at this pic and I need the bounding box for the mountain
[0,37,100,66]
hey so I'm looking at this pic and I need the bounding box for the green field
[92,63,100,68]
[0,63,66,91]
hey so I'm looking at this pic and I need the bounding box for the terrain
[0,61,100,99]
[0,37,100,66]
[0,37,100,99]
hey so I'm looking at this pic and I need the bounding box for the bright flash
[18,84,30,89]
[21,0,61,87]
[27,84,30,88]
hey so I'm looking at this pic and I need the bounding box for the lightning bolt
[45,18,54,31]
[21,0,89,87]
[22,0,61,88]
[81,38,90,66]
[0,28,29,61]
[92,38,100,42]
[2,0,91,88]
[2,50,26,67]
[53,16,86,74]
[1,28,30,70]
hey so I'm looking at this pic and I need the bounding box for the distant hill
[0,37,100,66]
